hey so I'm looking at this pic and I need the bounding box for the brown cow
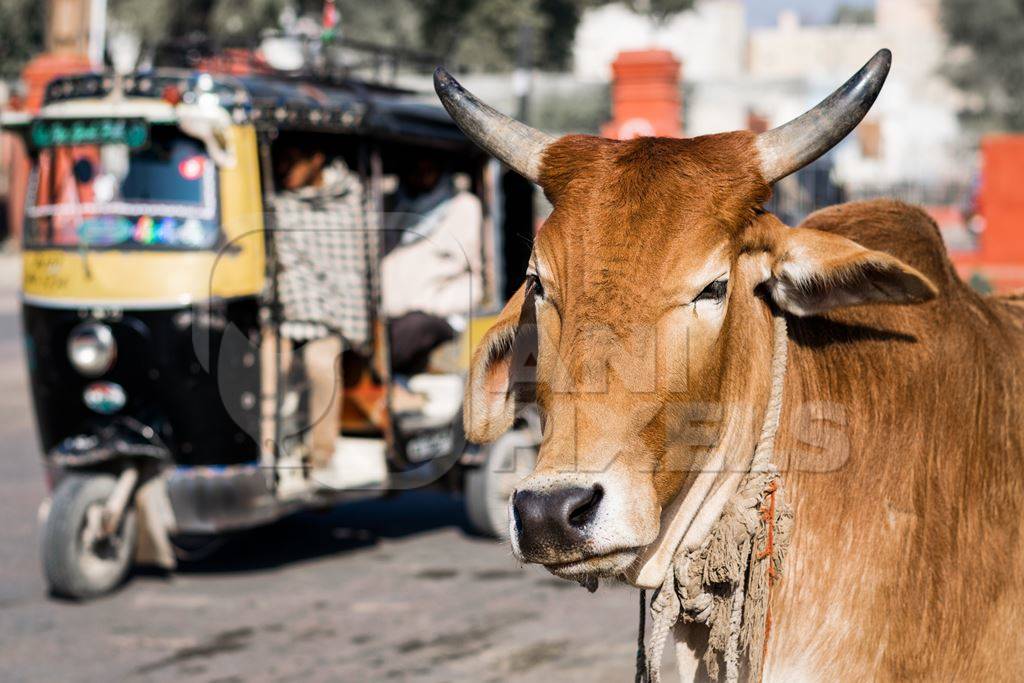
[438,50,1024,680]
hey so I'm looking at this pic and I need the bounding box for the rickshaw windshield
[26,124,220,250]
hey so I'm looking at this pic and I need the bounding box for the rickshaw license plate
[405,429,453,463]
[30,118,150,149]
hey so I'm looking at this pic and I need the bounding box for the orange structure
[951,135,1024,291]
[3,0,94,243]
[6,55,92,244]
[601,49,682,140]
[21,53,92,111]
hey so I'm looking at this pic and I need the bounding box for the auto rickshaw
[2,60,539,599]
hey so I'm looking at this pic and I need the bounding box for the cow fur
[766,200,1024,680]
[464,131,1024,679]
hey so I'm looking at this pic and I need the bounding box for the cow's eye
[693,279,728,304]
[527,273,545,301]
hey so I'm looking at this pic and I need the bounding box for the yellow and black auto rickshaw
[2,63,539,599]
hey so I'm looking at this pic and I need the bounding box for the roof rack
[36,68,476,151]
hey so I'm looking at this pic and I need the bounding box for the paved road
[0,254,645,683]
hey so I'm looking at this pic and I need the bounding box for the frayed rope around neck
[637,313,794,683]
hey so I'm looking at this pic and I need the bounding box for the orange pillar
[978,136,1024,262]
[601,49,682,140]
[950,135,1024,291]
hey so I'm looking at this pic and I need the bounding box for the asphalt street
[0,254,648,683]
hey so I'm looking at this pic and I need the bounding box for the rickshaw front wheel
[42,474,137,600]
[464,429,538,538]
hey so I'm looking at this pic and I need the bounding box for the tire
[42,474,137,600]
[464,429,538,538]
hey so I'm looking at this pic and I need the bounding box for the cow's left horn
[756,49,891,184]
[434,67,555,183]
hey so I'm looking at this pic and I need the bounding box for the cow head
[440,50,937,585]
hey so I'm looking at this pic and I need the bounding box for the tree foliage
[942,0,1024,131]
[832,4,874,25]
[0,0,696,76]
[420,0,549,71]
[621,0,694,25]
[0,0,44,77]
[108,0,176,48]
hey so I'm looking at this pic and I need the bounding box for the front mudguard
[41,418,177,570]
[46,416,171,473]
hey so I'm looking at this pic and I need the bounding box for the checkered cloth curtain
[272,161,377,352]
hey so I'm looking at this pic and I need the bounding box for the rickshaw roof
[25,69,479,152]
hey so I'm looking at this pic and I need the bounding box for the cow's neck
[625,310,783,588]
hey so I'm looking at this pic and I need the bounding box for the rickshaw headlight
[68,322,116,377]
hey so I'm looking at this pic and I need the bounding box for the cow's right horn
[434,67,555,184]
[756,49,891,184]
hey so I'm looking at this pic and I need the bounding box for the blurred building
[573,0,747,82]
[574,0,969,197]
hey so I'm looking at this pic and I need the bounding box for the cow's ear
[766,226,937,316]
[464,282,537,442]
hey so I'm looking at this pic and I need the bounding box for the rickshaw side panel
[215,124,266,294]
[22,250,262,305]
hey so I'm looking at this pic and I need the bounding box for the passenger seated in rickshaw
[271,139,375,488]
[382,158,483,379]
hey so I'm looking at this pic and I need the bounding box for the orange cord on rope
[756,479,778,564]
[756,479,780,683]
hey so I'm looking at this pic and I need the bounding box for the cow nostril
[512,491,523,534]
[567,484,603,528]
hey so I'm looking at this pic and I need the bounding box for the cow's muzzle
[512,484,604,560]
[509,471,660,577]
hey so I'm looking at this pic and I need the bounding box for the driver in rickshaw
[271,138,374,489]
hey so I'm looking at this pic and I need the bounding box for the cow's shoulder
[797,199,959,293]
